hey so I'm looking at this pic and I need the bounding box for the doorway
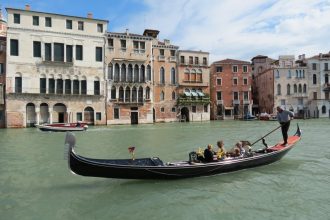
[181,107,189,122]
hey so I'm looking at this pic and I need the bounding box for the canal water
[1,119,329,220]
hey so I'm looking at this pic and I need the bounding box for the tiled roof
[213,58,250,64]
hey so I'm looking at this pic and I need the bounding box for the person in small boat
[204,144,215,162]
[216,140,226,159]
[226,141,245,157]
[276,106,294,146]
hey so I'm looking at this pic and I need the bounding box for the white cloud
[120,0,330,62]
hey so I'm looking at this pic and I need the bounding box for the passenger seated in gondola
[204,144,215,162]
[226,141,245,157]
[216,140,226,159]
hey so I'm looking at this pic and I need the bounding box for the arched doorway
[181,107,189,122]
[84,107,95,125]
[26,103,36,127]
[40,103,49,124]
[53,103,67,123]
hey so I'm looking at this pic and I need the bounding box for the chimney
[87,13,93,18]
[126,28,129,36]
[25,4,31,11]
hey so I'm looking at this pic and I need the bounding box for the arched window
[287,70,291,78]
[140,65,145,83]
[184,69,190,81]
[147,65,151,81]
[197,69,202,82]
[298,84,302,93]
[114,63,120,82]
[313,74,317,84]
[275,70,280,78]
[160,91,164,101]
[303,84,307,93]
[294,84,297,93]
[302,69,305,78]
[108,63,113,80]
[172,91,176,100]
[160,67,165,84]
[121,64,126,82]
[146,87,150,100]
[296,70,298,78]
[134,65,139,82]
[119,86,124,102]
[125,87,130,102]
[111,86,116,99]
[299,70,302,78]
[322,105,326,114]
[325,74,329,84]
[191,69,197,82]
[138,86,143,102]
[287,84,291,95]
[171,67,176,84]
[132,87,137,102]
[94,77,100,95]
[277,84,281,95]
[128,64,133,82]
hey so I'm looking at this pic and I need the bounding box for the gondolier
[276,106,294,146]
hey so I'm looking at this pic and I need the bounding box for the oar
[250,125,282,147]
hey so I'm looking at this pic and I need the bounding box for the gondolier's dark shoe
[281,142,287,146]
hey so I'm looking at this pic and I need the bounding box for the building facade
[307,52,330,118]
[6,6,108,127]
[210,59,252,120]
[0,9,7,128]
[177,50,210,122]
[105,30,154,125]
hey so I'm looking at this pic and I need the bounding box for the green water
[1,120,330,220]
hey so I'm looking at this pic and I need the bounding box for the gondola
[36,122,88,132]
[64,125,301,179]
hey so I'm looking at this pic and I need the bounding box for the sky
[1,0,330,62]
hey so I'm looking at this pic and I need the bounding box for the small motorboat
[64,125,301,179]
[37,122,88,132]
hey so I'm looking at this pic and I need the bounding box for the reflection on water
[0,119,330,220]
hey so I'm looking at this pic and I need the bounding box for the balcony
[292,93,308,98]
[41,59,74,67]
[216,100,223,105]
[243,100,251,105]
[169,56,177,62]
[111,98,145,106]
[233,99,240,104]
[323,83,330,91]
[158,55,165,61]
[177,93,210,106]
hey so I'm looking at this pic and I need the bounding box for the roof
[6,7,108,23]
[213,58,250,65]
[251,55,268,61]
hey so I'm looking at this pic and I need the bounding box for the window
[277,84,281,95]
[108,38,114,47]
[160,49,164,56]
[298,98,303,106]
[195,57,199,65]
[14,14,20,24]
[96,112,101,120]
[33,16,39,26]
[325,63,329,71]
[322,105,326,114]
[170,50,175,56]
[73,80,79,94]
[312,63,317,70]
[66,45,73,62]
[232,65,238,73]
[96,47,102,62]
[56,79,63,94]
[275,70,280,78]
[204,105,208,112]
[281,99,286,105]
[97,23,103,33]
[171,68,176,84]
[114,108,119,119]
[65,79,71,94]
[15,77,22,93]
[45,17,52,27]
[78,21,84,30]
[40,78,46,93]
[217,91,222,100]
[66,20,72,29]
[313,92,317,100]
[160,91,164,101]
[243,91,249,100]
[147,65,151,81]
[192,106,196,113]
[287,84,291,95]
[146,87,150,99]
[233,78,238,85]
[189,56,193,64]
[217,78,222,85]
[243,78,248,85]
[49,79,55,94]
[243,65,248,73]
[180,56,185,63]
[303,84,307,93]
[76,45,83,60]
[160,67,165,84]
[294,84,297,93]
[10,39,19,56]
[172,91,176,100]
[160,107,165,112]
[33,41,41,58]
[171,107,176,112]
[203,57,207,65]
[120,40,126,48]
[233,92,239,100]
[77,112,82,121]
[54,43,64,62]
[81,80,87,94]
[216,66,222,72]
[45,43,52,61]
[313,74,317,84]
[287,70,291,78]
[0,63,4,74]
[94,80,100,95]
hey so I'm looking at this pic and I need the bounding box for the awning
[191,92,198,97]
[197,92,205,97]
[184,92,191,96]
[225,106,234,110]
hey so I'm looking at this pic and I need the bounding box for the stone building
[0,9,7,128]
[5,6,108,127]
[210,59,252,120]
[149,31,179,123]
[306,52,330,118]
[105,30,154,125]
[177,50,210,122]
